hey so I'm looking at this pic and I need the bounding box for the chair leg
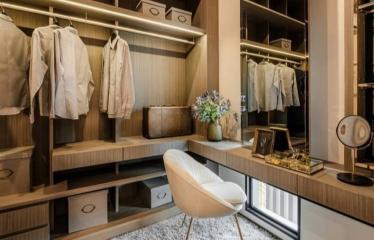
[185,217,193,240]
[234,214,244,240]
[181,214,187,228]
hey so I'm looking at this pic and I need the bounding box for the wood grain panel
[298,171,374,225]
[0,202,49,237]
[52,141,123,172]
[2,226,49,240]
[188,140,227,165]
[122,139,188,160]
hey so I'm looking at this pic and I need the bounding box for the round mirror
[336,115,371,149]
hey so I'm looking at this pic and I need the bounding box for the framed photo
[253,128,275,158]
[270,127,293,152]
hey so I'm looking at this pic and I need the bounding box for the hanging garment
[278,64,300,108]
[247,59,259,112]
[0,14,30,115]
[100,35,135,119]
[256,62,283,112]
[51,26,94,120]
[29,25,61,123]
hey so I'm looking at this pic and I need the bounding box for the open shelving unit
[240,0,309,148]
[0,0,208,239]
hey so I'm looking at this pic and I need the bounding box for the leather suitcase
[143,106,193,139]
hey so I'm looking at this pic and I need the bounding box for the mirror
[336,115,373,186]
[336,115,371,148]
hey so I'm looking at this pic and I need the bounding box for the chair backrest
[163,149,237,218]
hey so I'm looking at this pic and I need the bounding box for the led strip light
[54,0,204,36]
[240,41,307,60]
[1,2,198,45]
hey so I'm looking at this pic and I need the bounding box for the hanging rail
[241,51,301,65]
[240,41,307,60]
[1,2,197,45]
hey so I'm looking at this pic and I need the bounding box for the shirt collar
[109,35,120,49]
[0,13,13,22]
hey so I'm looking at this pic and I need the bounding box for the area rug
[112,214,279,240]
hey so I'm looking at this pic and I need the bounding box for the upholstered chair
[163,149,247,240]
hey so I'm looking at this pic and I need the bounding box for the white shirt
[0,14,30,115]
[257,62,283,112]
[51,27,94,119]
[100,35,135,119]
[278,64,300,107]
[247,59,259,112]
[29,25,61,123]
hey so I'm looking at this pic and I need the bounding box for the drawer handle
[157,192,167,200]
[81,204,96,214]
[0,169,14,180]
[178,15,187,23]
[149,8,160,16]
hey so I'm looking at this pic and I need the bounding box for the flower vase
[207,121,223,142]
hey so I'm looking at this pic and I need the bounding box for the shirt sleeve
[29,31,48,123]
[274,66,285,111]
[122,42,135,119]
[292,70,300,106]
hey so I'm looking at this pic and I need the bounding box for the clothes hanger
[68,18,74,27]
[111,29,119,42]
[1,2,8,16]
[52,16,60,26]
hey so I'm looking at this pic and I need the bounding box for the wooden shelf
[241,39,307,60]
[0,145,33,161]
[52,135,199,172]
[241,0,305,31]
[11,0,205,40]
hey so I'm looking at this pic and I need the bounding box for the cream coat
[0,14,30,115]
[100,36,135,119]
[51,27,94,119]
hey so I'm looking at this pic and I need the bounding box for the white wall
[309,0,346,163]
[300,199,374,240]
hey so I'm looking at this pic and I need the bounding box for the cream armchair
[163,149,247,240]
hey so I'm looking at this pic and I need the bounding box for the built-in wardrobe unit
[240,0,309,149]
[0,0,209,239]
[356,0,374,176]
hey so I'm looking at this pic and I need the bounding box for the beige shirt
[100,36,135,119]
[51,27,94,120]
[29,25,61,123]
[0,14,30,115]
[257,62,283,112]
[278,64,300,108]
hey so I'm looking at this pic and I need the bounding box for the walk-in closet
[0,0,208,239]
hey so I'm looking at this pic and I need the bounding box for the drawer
[0,203,49,237]
[139,177,172,208]
[68,190,108,233]
[166,7,192,25]
[52,148,123,172]
[2,226,49,240]
[0,157,30,196]
[136,0,166,20]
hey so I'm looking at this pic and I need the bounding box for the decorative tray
[265,151,324,175]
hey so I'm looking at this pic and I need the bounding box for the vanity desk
[188,139,374,227]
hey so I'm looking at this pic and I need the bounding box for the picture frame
[270,127,294,152]
[252,128,275,158]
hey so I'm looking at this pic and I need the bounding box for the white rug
[112,214,279,240]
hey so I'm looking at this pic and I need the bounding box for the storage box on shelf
[68,190,108,233]
[270,38,292,51]
[136,0,166,20]
[139,177,172,208]
[0,202,49,239]
[0,146,33,196]
[166,7,192,25]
